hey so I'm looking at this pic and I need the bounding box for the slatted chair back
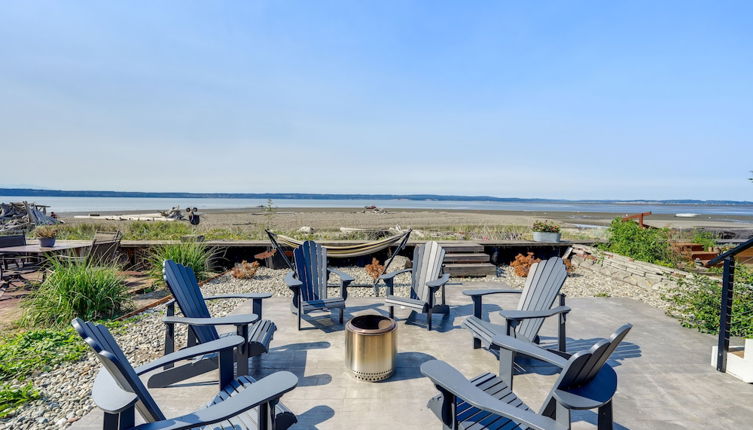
[541,324,632,416]
[0,234,25,248]
[410,241,445,301]
[293,241,329,302]
[72,318,166,422]
[88,231,122,265]
[163,260,220,344]
[515,257,568,341]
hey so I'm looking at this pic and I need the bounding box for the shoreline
[58,206,753,230]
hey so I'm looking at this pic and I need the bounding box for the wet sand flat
[60,206,753,231]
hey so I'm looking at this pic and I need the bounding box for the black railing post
[716,256,735,372]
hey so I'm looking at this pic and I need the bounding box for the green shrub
[0,383,40,418]
[665,266,753,337]
[692,229,718,251]
[147,242,218,283]
[22,259,130,327]
[0,328,93,417]
[0,329,87,381]
[601,219,675,266]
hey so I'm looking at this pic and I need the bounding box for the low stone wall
[570,244,693,309]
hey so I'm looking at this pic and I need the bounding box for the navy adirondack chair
[72,318,298,430]
[463,257,570,353]
[149,260,276,388]
[284,240,354,330]
[422,324,632,430]
[380,241,450,331]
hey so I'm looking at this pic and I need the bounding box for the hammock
[266,229,411,258]
[266,228,412,277]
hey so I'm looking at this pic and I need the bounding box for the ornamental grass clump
[21,259,130,327]
[32,225,57,238]
[148,242,218,283]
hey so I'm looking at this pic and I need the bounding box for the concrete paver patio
[73,283,753,429]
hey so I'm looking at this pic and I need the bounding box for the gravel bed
[0,264,655,429]
[483,266,669,309]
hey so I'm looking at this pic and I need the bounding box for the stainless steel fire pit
[345,314,397,382]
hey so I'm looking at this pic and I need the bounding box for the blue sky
[1,1,751,200]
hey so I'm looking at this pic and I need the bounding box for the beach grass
[147,242,219,282]
[45,220,605,242]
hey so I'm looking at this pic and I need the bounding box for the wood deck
[116,239,598,276]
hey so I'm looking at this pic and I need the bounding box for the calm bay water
[2,196,752,216]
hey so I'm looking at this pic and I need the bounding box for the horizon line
[1,187,752,205]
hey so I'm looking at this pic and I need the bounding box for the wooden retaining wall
[119,239,598,275]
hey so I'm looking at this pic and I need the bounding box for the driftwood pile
[0,201,61,234]
[159,206,185,220]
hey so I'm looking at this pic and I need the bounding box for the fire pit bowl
[345,314,397,382]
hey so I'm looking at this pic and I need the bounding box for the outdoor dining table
[0,240,92,257]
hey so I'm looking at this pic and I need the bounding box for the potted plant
[532,220,561,243]
[34,225,57,247]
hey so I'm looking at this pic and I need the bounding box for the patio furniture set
[72,240,631,430]
[0,232,121,293]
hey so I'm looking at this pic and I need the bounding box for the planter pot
[533,232,560,243]
[39,237,56,247]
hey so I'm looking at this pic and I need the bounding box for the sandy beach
[60,206,753,237]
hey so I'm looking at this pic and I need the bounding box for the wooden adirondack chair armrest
[552,365,618,410]
[379,268,412,295]
[328,267,354,287]
[420,360,566,430]
[92,370,138,414]
[204,293,273,301]
[426,273,451,290]
[379,268,412,281]
[463,288,520,297]
[489,333,569,368]
[464,288,520,319]
[133,371,299,430]
[203,293,274,318]
[135,335,245,376]
[162,314,258,327]
[499,306,571,323]
[284,271,303,289]
[327,268,353,300]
